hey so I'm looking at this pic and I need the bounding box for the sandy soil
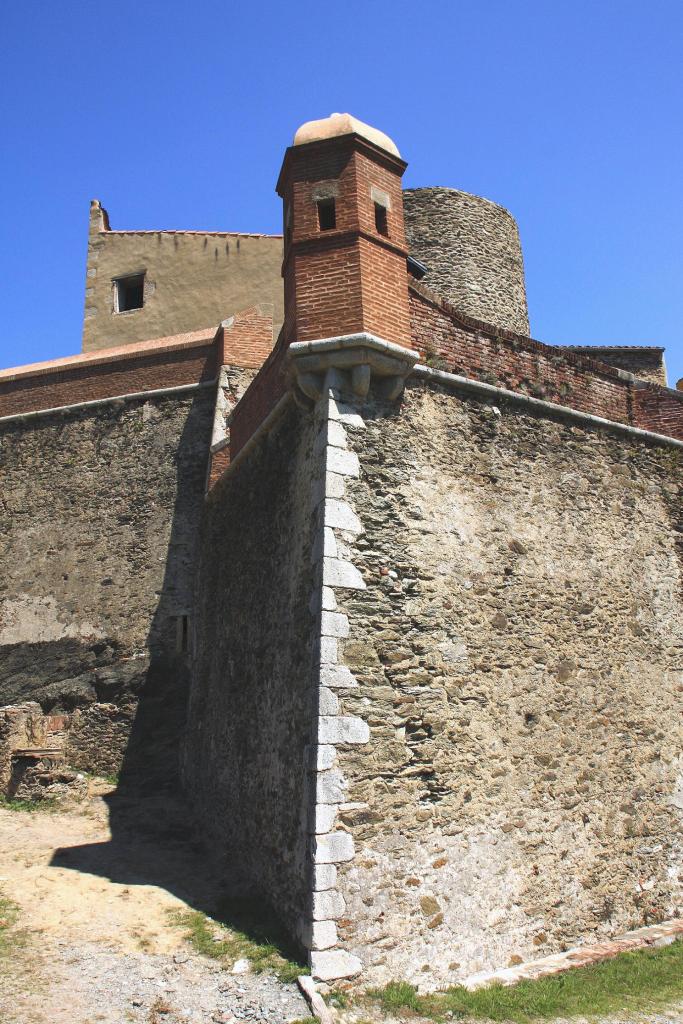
[0,785,309,1024]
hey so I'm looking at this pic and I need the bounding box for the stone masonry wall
[404,187,530,335]
[328,378,683,989]
[183,402,320,937]
[0,389,213,779]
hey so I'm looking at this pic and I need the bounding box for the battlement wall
[0,333,217,420]
[0,306,276,422]
[409,282,683,441]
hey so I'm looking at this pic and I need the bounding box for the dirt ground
[0,783,309,1024]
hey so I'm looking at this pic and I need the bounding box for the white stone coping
[414,364,683,450]
[208,392,293,483]
[0,380,216,425]
[289,333,419,365]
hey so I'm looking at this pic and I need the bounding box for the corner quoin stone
[314,830,355,864]
[318,716,370,745]
[310,949,363,982]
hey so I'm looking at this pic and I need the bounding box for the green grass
[369,938,683,1022]
[328,988,350,1009]
[0,894,27,965]
[0,795,58,813]
[168,897,308,984]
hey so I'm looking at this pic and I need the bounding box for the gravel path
[0,789,309,1024]
[2,938,309,1024]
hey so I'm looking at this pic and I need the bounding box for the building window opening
[115,273,145,312]
[175,614,191,654]
[374,202,388,236]
[317,198,336,231]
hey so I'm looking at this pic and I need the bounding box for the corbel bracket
[288,333,419,405]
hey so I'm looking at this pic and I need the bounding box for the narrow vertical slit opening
[317,198,336,231]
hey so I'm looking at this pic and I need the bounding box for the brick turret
[276,113,411,349]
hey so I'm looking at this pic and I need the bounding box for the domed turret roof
[293,113,400,158]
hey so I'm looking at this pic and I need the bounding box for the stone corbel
[288,333,419,406]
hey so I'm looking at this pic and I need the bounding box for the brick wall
[409,282,683,441]
[217,305,275,368]
[0,338,218,418]
[632,385,683,438]
[225,338,289,466]
[562,346,667,387]
[0,307,276,421]
[278,137,411,348]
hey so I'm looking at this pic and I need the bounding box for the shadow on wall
[46,390,276,943]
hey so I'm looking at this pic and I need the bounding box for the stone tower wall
[404,187,530,335]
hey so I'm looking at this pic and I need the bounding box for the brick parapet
[0,308,276,421]
[0,340,218,419]
[409,280,683,440]
[631,383,683,438]
[225,336,290,467]
[216,305,275,369]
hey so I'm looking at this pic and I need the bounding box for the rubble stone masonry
[184,402,320,933]
[404,187,530,335]
[0,389,213,777]
[329,378,683,988]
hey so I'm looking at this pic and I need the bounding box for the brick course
[0,341,217,418]
[409,281,683,440]
[0,308,275,421]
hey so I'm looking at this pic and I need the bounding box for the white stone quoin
[303,366,374,980]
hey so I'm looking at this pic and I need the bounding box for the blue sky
[1,0,681,384]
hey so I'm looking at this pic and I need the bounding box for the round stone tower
[403,187,530,335]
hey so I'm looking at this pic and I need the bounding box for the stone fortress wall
[404,187,530,335]
[184,402,320,941]
[1,110,682,989]
[330,378,683,987]
[0,388,214,778]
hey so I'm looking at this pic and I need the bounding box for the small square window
[115,273,145,312]
[374,203,388,237]
[317,198,336,231]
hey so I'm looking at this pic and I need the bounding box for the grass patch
[168,897,308,984]
[0,795,57,813]
[0,893,27,964]
[328,988,350,1009]
[369,938,683,1022]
